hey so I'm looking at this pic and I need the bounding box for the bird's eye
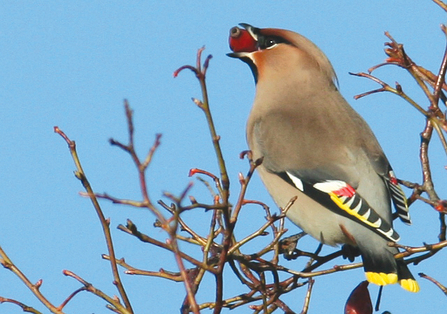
[265,38,277,48]
[260,36,282,50]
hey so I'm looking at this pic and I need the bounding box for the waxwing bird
[228,23,419,292]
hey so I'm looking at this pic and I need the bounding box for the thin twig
[433,0,447,13]
[117,220,213,272]
[300,279,314,314]
[63,270,130,313]
[109,106,165,223]
[0,296,43,314]
[419,272,447,295]
[0,247,63,313]
[54,127,133,313]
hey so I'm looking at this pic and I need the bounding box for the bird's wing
[361,132,411,225]
[276,169,401,242]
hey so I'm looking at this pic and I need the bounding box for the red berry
[229,26,257,53]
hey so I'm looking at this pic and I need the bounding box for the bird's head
[228,23,336,86]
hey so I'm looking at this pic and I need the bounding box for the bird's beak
[239,23,259,41]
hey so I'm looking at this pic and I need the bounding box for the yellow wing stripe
[329,192,380,229]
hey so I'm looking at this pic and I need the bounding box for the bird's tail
[360,245,419,292]
[396,260,420,292]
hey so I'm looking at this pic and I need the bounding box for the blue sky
[1,1,446,313]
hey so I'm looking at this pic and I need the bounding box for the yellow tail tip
[365,272,420,292]
[365,272,398,286]
[400,278,420,293]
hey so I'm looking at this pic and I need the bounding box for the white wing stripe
[363,209,371,220]
[313,180,347,193]
[286,172,304,191]
[352,200,363,213]
[344,197,355,208]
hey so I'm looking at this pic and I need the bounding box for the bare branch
[54,127,133,312]
[63,270,130,313]
[419,272,447,295]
